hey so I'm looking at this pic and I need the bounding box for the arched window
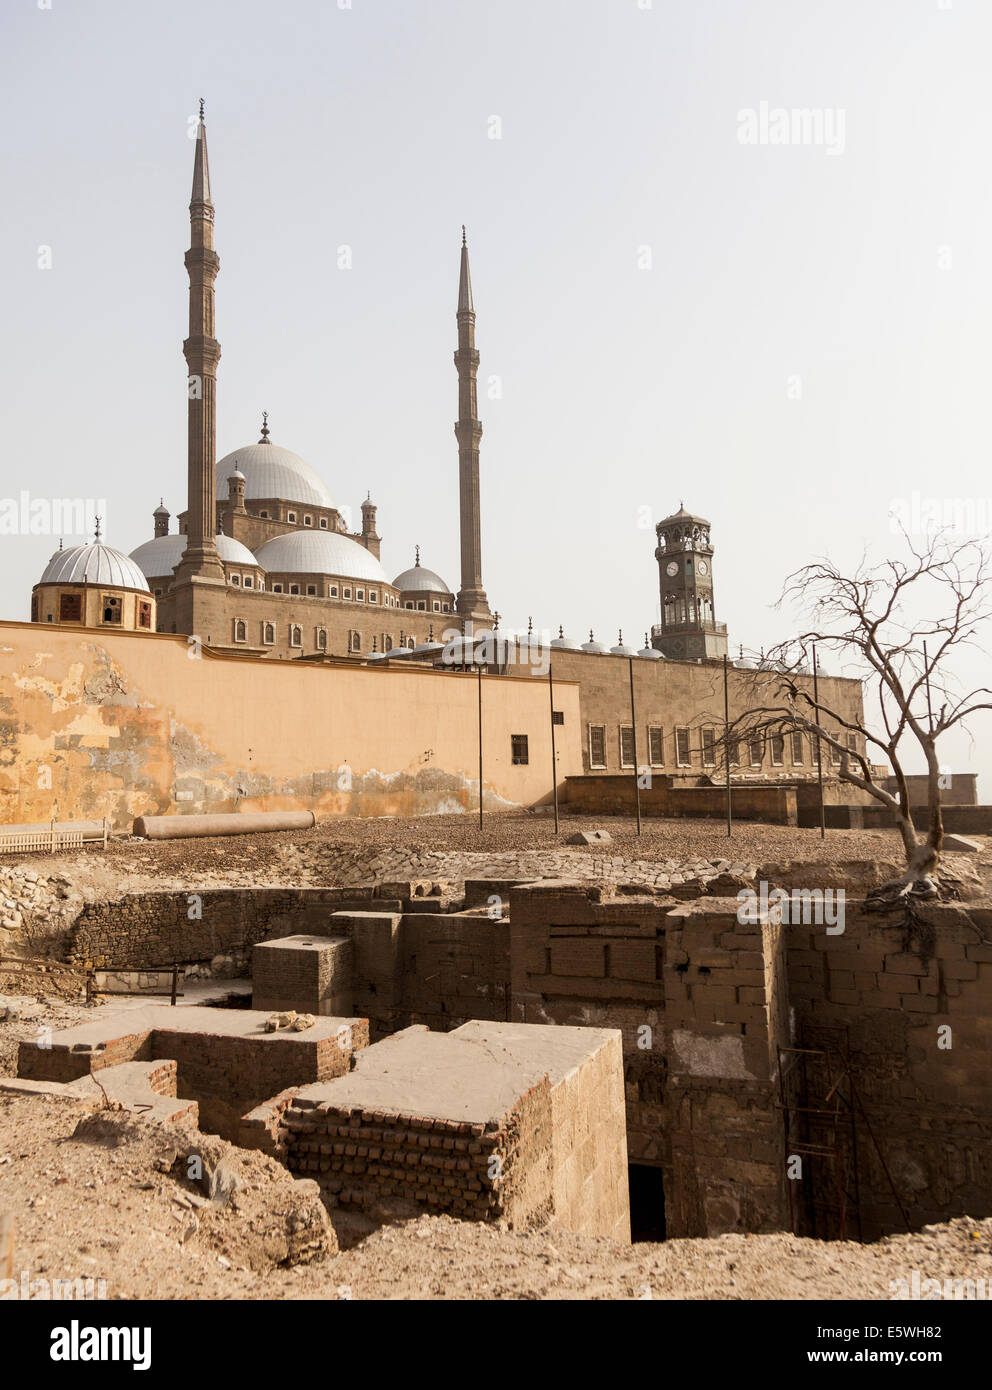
[234,618,247,643]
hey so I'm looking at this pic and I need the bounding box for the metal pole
[723,653,732,838]
[170,964,179,1007]
[477,664,484,831]
[628,658,642,835]
[548,661,559,835]
[923,639,933,733]
[812,643,825,840]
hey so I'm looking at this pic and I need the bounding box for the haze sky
[2,0,989,791]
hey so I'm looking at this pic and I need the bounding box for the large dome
[216,442,334,509]
[253,530,388,584]
[129,533,261,578]
[39,541,149,592]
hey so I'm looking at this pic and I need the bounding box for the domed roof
[637,634,663,660]
[129,533,261,578]
[581,631,609,654]
[610,632,636,656]
[253,529,387,583]
[392,549,451,594]
[39,539,149,592]
[216,438,334,509]
[551,627,581,650]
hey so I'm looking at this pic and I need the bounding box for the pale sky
[2,0,989,792]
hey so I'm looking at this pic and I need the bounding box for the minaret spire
[175,100,224,582]
[454,228,490,628]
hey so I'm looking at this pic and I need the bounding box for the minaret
[153,500,170,538]
[653,503,728,660]
[175,100,224,582]
[360,492,381,559]
[454,227,491,628]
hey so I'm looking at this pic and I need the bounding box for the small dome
[550,626,581,650]
[581,631,608,654]
[610,631,636,656]
[253,529,388,583]
[229,469,246,483]
[129,533,261,579]
[216,440,334,508]
[39,540,149,592]
[153,500,169,517]
[392,548,451,595]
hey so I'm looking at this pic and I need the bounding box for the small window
[262,622,275,646]
[344,587,352,600]
[304,515,313,527]
[306,584,316,596]
[329,585,338,598]
[319,517,328,529]
[417,601,426,611]
[846,733,858,757]
[138,600,152,630]
[154,588,163,598]
[288,511,297,523]
[702,728,716,766]
[675,727,691,766]
[405,601,414,610]
[728,738,740,766]
[619,725,635,769]
[290,584,300,595]
[369,591,378,604]
[749,738,763,768]
[791,732,804,764]
[289,624,303,648]
[101,594,122,626]
[356,589,365,602]
[59,592,82,623]
[771,735,785,767]
[316,627,327,651]
[244,575,253,589]
[384,635,393,652]
[407,636,415,649]
[443,603,450,612]
[551,710,564,726]
[433,601,440,613]
[511,734,529,766]
[831,737,842,765]
[231,574,241,586]
[589,725,607,769]
[234,618,247,643]
[349,630,362,653]
[648,726,664,766]
[273,583,283,594]
[260,510,269,519]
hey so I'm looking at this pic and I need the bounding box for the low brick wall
[66,888,400,970]
[284,1087,549,1225]
[564,775,798,824]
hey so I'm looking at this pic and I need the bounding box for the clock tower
[652,504,728,660]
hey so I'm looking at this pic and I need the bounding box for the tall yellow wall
[0,621,581,829]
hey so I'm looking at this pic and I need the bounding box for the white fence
[0,819,110,855]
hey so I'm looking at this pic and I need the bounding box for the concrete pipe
[132,811,316,840]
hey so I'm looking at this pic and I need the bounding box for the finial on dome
[199,97,205,123]
[528,616,533,636]
[559,625,564,639]
[618,629,623,645]
[58,537,63,551]
[493,611,500,631]
[644,633,650,647]
[428,624,434,642]
[414,544,420,567]
[589,629,594,642]
[259,410,270,443]
[94,516,102,542]
[462,225,467,247]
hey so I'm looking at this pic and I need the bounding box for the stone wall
[564,774,798,824]
[0,619,582,827]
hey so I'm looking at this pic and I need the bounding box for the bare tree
[721,529,992,898]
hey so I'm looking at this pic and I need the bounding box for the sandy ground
[2,1094,990,1302]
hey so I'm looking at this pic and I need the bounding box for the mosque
[28,105,728,673]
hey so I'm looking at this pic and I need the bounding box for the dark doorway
[628,1164,666,1242]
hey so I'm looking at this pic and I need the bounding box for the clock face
[665,561,679,577]
[697,560,708,576]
